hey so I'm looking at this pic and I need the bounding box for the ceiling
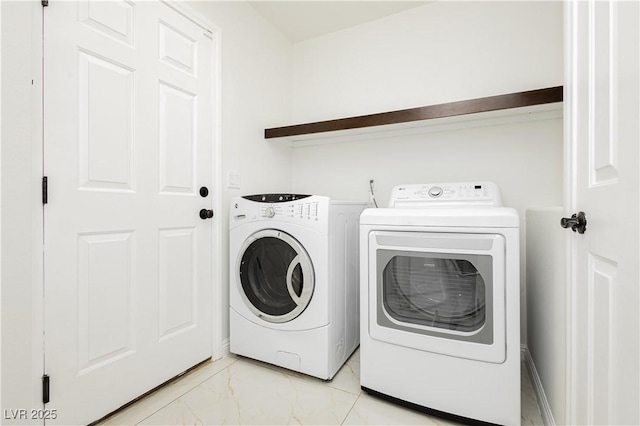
[248,1,429,43]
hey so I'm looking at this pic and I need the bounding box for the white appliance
[360,182,520,425]
[230,194,366,380]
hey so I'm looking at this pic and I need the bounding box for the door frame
[30,0,224,414]
[558,1,577,416]
[564,1,577,424]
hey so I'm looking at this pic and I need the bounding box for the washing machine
[230,194,366,380]
[360,182,520,425]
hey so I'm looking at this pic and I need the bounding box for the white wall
[291,1,563,124]
[289,0,564,345]
[526,208,566,424]
[1,1,43,420]
[291,119,563,209]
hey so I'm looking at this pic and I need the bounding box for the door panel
[159,21,196,74]
[587,253,616,425]
[44,1,215,424]
[77,231,135,373]
[78,51,135,191]
[590,1,618,185]
[158,227,196,340]
[158,82,196,194]
[79,0,135,45]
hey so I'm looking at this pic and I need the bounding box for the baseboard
[222,338,230,356]
[521,345,556,426]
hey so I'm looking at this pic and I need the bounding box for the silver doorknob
[560,211,587,234]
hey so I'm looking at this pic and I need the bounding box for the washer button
[428,186,443,198]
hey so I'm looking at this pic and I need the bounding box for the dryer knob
[428,186,443,198]
[264,206,276,218]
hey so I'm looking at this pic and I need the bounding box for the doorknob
[560,211,587,234]
[199,209,214,220]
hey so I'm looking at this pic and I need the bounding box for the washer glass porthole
[237,230,315,323]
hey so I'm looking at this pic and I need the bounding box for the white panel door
[566,0,639,424]
[43,1,215,424]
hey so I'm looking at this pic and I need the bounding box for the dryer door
[368,231,506,363]
[237,229,315,323]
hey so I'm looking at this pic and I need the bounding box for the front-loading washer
[230,194,366,380]
[360,182,520,425]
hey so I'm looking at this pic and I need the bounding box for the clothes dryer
[230,194,366,380]
[360,182,520,425]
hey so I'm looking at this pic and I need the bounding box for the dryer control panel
[389,182,503,208]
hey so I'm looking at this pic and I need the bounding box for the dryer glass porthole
[376,248,494,345]
[383,256,486,332]
[238,230,315,323]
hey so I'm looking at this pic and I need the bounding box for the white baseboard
[521,345,556,426]
[222,338,230,356]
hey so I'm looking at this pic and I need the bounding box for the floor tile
[97,350,546,426]
[326,348,361,395]
[99,356,238,425]
[342,392,462,426]
[139,358,358,425]
[521,363,545,426]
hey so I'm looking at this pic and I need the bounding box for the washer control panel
[257,200,321,221]
[243,193,310,203]
[389,182,502,208]
[232,194,328,226]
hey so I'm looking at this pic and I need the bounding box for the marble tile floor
[99,349,544,426]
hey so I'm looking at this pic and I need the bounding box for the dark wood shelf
[265,86,563,139]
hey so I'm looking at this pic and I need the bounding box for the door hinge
[42,375,50,404]
[41,0,48,7]
[42,176,48,205]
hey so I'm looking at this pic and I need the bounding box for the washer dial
[264,206,276,218]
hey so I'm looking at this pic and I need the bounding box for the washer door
[237,229,315,323]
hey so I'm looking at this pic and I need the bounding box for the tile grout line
[340,392,363,425]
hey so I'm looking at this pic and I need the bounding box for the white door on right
[566,0,639,424]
